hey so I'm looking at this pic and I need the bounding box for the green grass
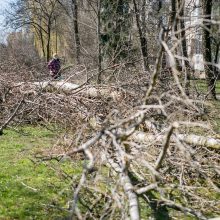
[0,126,81,219]
[190,79,220,133]
[191,79,220,94]
[0,126,218,219]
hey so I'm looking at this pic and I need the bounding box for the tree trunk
[72,0,81,64]
[214,43,220,79]
[133,0,148,72]
[202,0,216,99]
[39,30,46,58]
[178,0,191,95]
[121,173,140,220]
[55,18,58,54]
[171,0,182,71]
[46,23,51,62]
[97,0,102,84]
[34,26,46,58]
[132,131,220,150]
[16,81,122,101]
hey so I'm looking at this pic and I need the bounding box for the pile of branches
[0,73,139,135]
[0,50,47,133]
[52,93,219,219]
[23,66,218,218]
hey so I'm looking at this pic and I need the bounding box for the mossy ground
[0,126,82,219]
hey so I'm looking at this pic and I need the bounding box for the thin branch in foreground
[155,123,179,171]
[0,97,24,135]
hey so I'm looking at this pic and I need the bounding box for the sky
[0,0,15,42]
[0,0,11,24]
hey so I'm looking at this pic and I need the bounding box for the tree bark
[97,0,102,84]
[16,81,122,101]
[131,131,220,149]
[178,0,191,95]
[214,42,220,79]
[72,0,81,64]
[46,19,51,62]
[202,0,216,99]
[121,173,140,220]
[171,0,182,71]
[133,0,148,72]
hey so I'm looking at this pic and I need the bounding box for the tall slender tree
[202,0,216,99]
[178,0,191,95]
[71,0,81,64]
[97,0,102,83]
[133,0,149,72]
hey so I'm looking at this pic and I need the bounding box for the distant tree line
[4,0,220,98]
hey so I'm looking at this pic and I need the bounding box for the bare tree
[97,0,102,83]
[7,0,62,61]
[178,0,191,95]
[71,0,81,64]
[202,0,216,99]
[133,0,149,72]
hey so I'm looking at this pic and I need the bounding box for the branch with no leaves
[0,97,24,135]
[155,122,179,171]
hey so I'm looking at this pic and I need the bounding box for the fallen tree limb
[131,131,220,149]
[155,124,176,170]
[89,116,219,150]
[177,134,220,149]
[121,172,140,220]
[15,81,122,101]
[161,198,207,220]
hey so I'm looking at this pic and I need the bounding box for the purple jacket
[48,58,61,74]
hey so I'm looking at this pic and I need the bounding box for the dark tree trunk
[178,0,191,95]
[72,0,81,64]
[35,27,46,58]
[171,0,178,32]
[97,0,102,84]
[214,43,220,79]
[46,22,51,62]
[202,0,216,99]
[156,0,163,28]
[171,0,182,71]
[133,0,149,72]
[55,18,58,54]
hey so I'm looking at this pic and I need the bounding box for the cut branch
[15,81,122,101]
[131,131,220,149]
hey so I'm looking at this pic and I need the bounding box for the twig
[155,123,178,171]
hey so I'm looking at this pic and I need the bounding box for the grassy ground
[0,126,81,219]
[191,79,220,94]
[191,79,220,133]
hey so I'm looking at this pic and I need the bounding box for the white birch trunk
[131,131,220,149]
[121,173,140,220]
[15,81,121,101]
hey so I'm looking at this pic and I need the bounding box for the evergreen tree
[100,0,132,63]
